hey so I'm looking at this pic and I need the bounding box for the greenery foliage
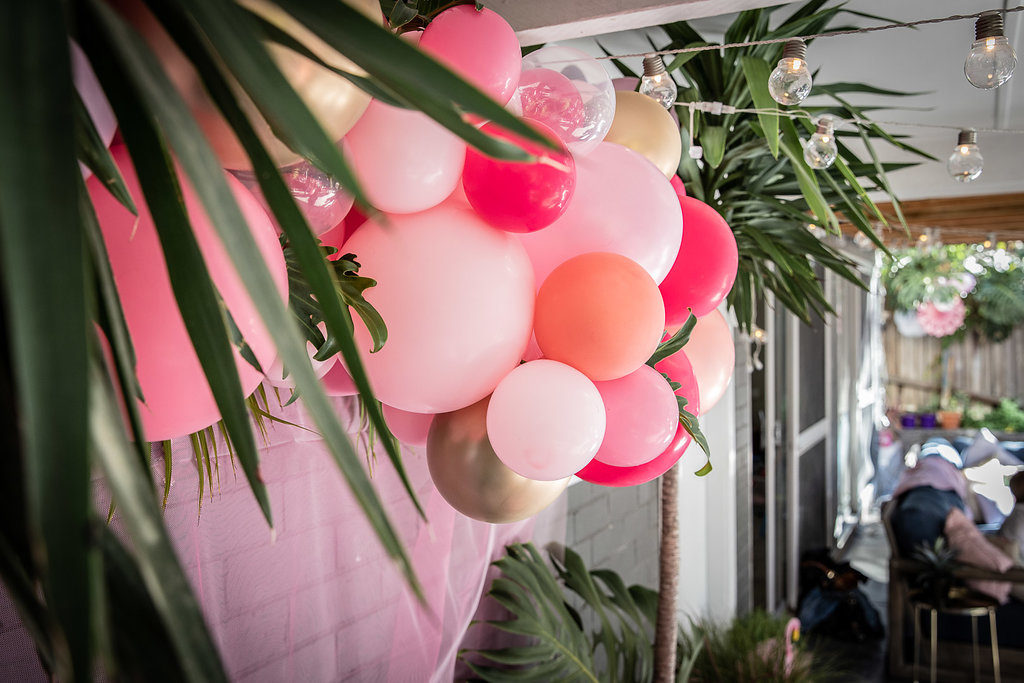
[961,398,1024,434]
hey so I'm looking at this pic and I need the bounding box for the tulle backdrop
[0,397,566,681]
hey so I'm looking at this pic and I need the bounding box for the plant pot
[900,413,918,428]
[937,410,962,430]
[919,413,937,429]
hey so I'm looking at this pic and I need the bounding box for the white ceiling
[520,0,1024,201]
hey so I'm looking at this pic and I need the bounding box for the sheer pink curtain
[0,394,567,681]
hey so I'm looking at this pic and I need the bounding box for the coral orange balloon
[534,252,665,381]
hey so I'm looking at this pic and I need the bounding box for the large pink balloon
[463,121,575,233]
[419,5,521,107]
[682,310,735,411]
[383,404,434,447]
[342,202,535,413]
[88,145,287,441]
[516,142,683,286]
[486,360,606,481]
[593,364,678,468]
[321,361,358,397]
[345,99,465,214]
[72,42,116,179]
[660,196,738,323]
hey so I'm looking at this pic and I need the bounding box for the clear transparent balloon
[803,134,837,169]
[946,145,984,183]
[512,46,616,156]
[232,159,354,236]
[964,37,1017,89]
[768,57,812,105]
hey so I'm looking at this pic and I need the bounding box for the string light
[964,11,1017,89]
[639,54,677,109]
[768,39,812,105]
[947,129,984,182]
[803,116,837,170]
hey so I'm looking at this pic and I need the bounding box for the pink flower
[917,298,966,337]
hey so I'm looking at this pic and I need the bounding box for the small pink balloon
[514,68,585,146]
[670,175,687,197]
[383,404,434,447]
[576,421,691,487]
[463,121,576,233]
[486,360,606,481]
[517,142,683,286]
[265,322,336,388]
[72,42,116,179]
[88,145,287,442]
[342,202,535,413]
[682,310,735,411]
[593,364,678,468]
[660,196,738,323]
[420,5,521,107]
[321,361,358,397]
[345,99,465,214]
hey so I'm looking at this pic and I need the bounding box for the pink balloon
[342,202,535,413]
[612,77,639,92]
[321,361,358,397]
[593,364,678,468]
[522,333,542,362]
[265,323,336,389]
[516,142,683,286]
[345,99,465,214]
[682,310,735,411]
[419,5,521,107]
[88,145,287,441]
[72,42,116,179]
[486,360,606,481]
[383,404,434,447]
[576,421,691,487]
[670,175,687,197]
[660,196,738,323]
[463,121,576,233]
[654,347,702,417]
[515,68,585,147]
[231,158,354,236]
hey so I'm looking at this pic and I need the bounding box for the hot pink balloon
[682,310,735,411]
[463,121,575,233]
[515,68,585,147]
[516,142,682,286]
[321,361,358,397]
[72,42,116,179]
[654,346,702,417]
[345,99,465,214]
[660,196,738,323]
[383,404,434,447]
[419,5,521,107]
[486,360,606,481]
[343,202,535,413]
[670,175,687,197]
[88,145,287,442]
[593,364,678,468]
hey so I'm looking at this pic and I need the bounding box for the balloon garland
[89,4,738,524]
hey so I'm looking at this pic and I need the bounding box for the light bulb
[803,117,837,170]
[947,129,983,183]
[964,12,1017,89]
[768,39,812,105]
[638,55,677,109]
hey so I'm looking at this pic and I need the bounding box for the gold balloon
[427,398,570,524]
[604,90,682,179]
[118,0,378,170]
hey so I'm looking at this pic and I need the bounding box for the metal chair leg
[989,608,1001,683]
[913,604,921,683]
[930,609,938,683]
[972,615,980,682]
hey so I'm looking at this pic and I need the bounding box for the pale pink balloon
[593,364,679,468]
[419,5,521,107]
[72,42,116,179]
[486,360,606,481]
[321,361,358,397]
[383,404,434,447]
[342,202,535,413]
[345,99,465,214]
[265,322,336,389]
[522,333,543,362]
[516,142,683,286]
[88,145,287,442]
[682,310,735,411]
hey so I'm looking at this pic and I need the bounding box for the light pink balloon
[321,361,358,397]
[682,310,735,411]
[522,333,542,362]
[342,202,535,413]
[72,42,116,179]
[486,360,606,481]
[593,364,679,468]
[419,5,521,107]
[265,322,336,388]
[88,145,287,442]
[383,404,434,447]
[345,99,465,214]
[516,142,683,286]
